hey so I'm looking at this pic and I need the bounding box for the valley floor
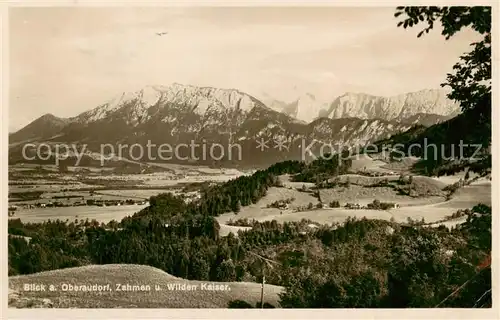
[8,204,149,224]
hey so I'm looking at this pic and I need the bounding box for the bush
[379,202,395,210]
[329,201,340,208]
[367,199,396,210]
[228,300,253,308]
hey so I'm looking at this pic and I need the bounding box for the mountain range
[9,84,461,167]
[261,89,460,123]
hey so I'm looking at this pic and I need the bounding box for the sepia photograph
[3,1,495,314]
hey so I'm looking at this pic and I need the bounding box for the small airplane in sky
[156,32,168,36]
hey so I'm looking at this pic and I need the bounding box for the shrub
[329,201,340,208]
[228,300,253,308]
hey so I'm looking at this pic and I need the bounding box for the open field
[349,154,395,173]
[387,180,491,223]
[216,186,320,229]
[93,189,170,199]
[319,174,447,207]
[329,174,446,187]
[9,163,249,188]
[257,187,318,207]
[9,165,116,174]
[145,162,253,175]
[429,216,468,228]
[9,162,248,218]
[9,189,157,208]
[217,176,491,231]
[9,183,97,193]
[218,207,394,226]
[70,171,246,187]
[9,160,491,234]
[8,205,147,224]
[380,156,420,172]
[278,174,316,189]
[9,163,59,171]
[320,186,445,207]
[9,264,282,308]
[431,170,482,185]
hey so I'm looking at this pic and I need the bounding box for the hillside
[305,117,411,148]
[398,112,455,126]
[8,114,69,144]
[9,264,283,308]
[371,111,491,175]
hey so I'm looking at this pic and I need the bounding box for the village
[8,198,149,216]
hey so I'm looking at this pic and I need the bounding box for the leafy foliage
[389,6,492,175]
[8,198,491,308]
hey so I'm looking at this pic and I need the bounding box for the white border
[1,1,498,319]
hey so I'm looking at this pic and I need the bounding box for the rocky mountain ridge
[263,89,460,123]
[9,84,453,167]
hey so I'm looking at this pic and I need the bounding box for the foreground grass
[9,264,282,308]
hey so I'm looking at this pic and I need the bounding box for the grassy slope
[9,264,283,308]
[216,171,490,227]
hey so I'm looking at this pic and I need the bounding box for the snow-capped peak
[325,89,460,121]
[73,83,267,126]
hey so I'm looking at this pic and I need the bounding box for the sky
[9,6,480,132]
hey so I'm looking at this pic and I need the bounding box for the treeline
[292,153,352,183]
[370,113,491,176]
[8,204,491,307]
[277,204,491,308]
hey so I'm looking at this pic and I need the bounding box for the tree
[232,200,241,213]
[228,300,253,308]
[251,189,259,204]
[329,201,340,208]
[387,227,448,307]
[398,174,405,183]
[395,6,491,148]
[189,255,210,280]
[216,259,237,282]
